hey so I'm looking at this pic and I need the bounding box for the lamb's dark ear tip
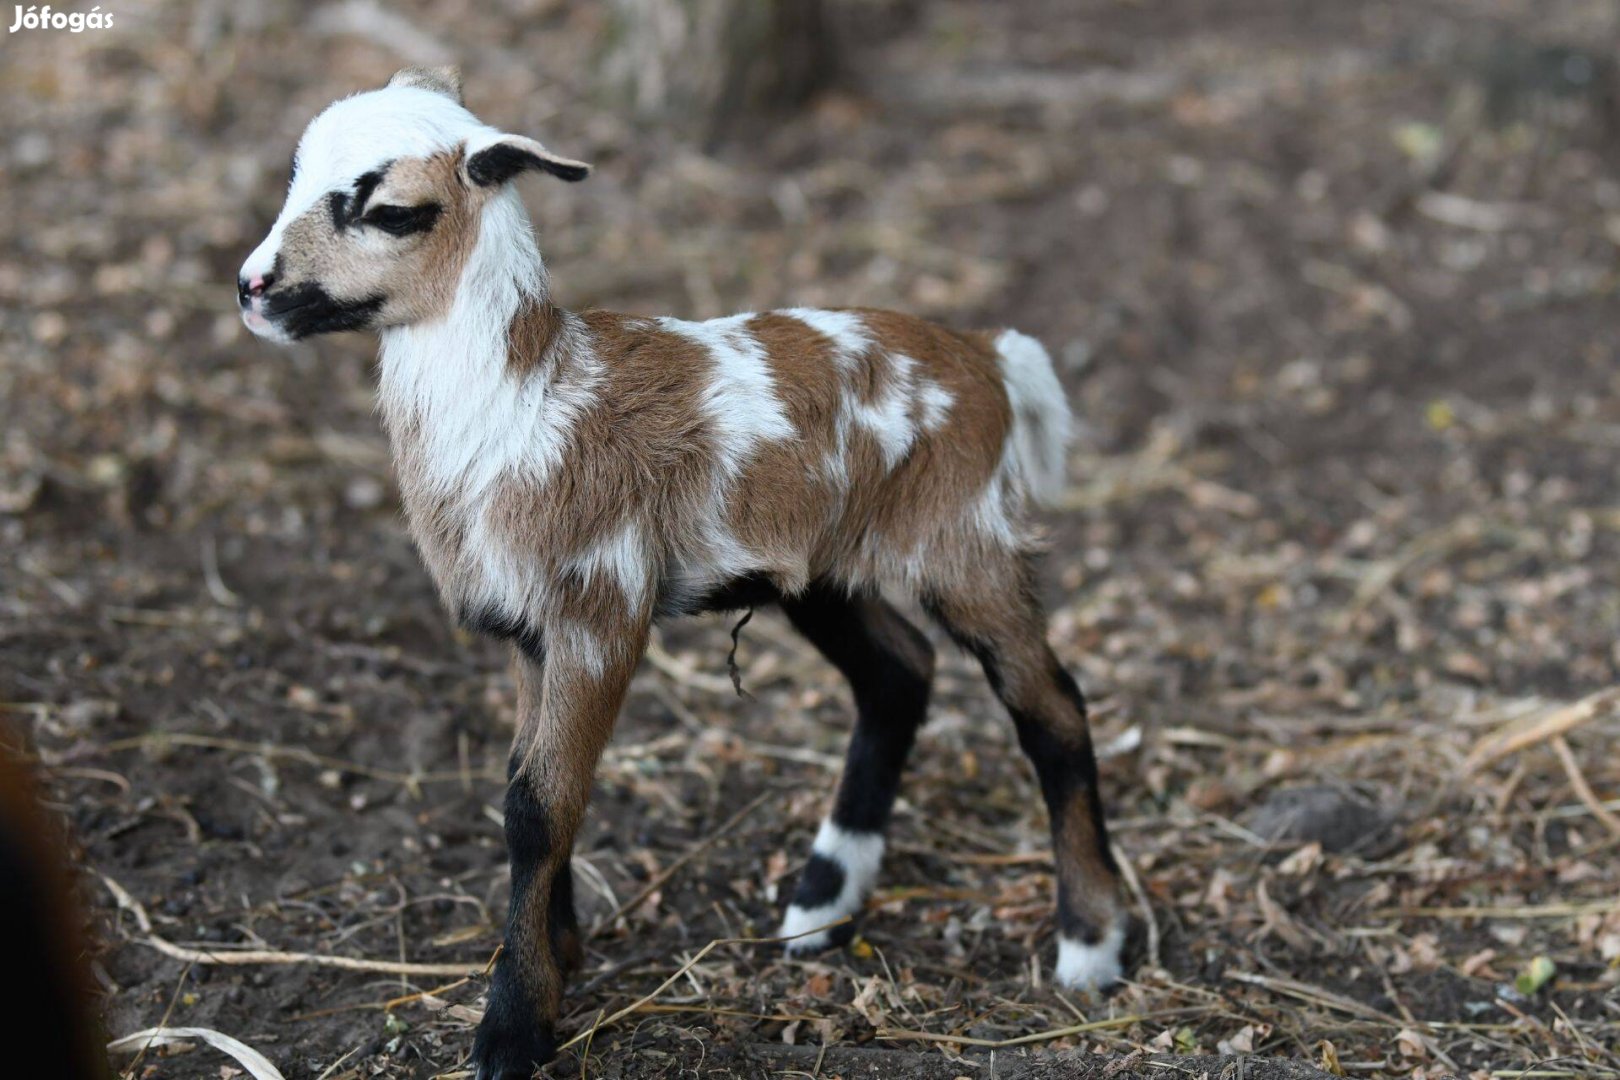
[466,141,593,187]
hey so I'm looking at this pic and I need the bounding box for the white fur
[552,618,608,678]
[569,521,652,613]
[780,820,884,954]
[915,378,955,432]
[994,328,1073,505]
[782,307,871,370]
[659,314,796,477]
[1055,923,1125,991]
[656,315,798,590]
[970,467,1020,549]
[380,191,590,500]
[847,352,920,469]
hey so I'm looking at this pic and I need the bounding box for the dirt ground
[4,1,1620,1077]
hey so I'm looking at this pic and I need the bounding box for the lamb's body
[385,296,1062,652]
[240,69,1125,1080]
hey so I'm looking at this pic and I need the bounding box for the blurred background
[3,1,1619,1077]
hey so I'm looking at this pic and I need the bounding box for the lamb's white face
[238,67,590,343]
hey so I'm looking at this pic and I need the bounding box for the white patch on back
[1055,923,1125,991]
[781,307,871,370]
[656,314,797,585]
[780,819,885,955]
[659,314,796,476]
[847,352,922,469]
[915,378,955,432]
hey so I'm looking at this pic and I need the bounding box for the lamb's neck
[376,189,572,497]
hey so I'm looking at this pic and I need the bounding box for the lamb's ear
[388,65,464,104]
[463,133,592,187]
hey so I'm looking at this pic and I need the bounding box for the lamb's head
[238,67,590,343]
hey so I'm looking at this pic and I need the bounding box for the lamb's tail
[993,328,1074,506]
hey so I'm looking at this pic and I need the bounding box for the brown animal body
[238,66,1126,1080]
[0,735,109,1079]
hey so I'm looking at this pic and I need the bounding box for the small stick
[100,873,483,978]
[726,607,755,698]
[1113,840,1160,970]
[588,790,771,937]
[556,918,852,1052]
[201,533,241,607]
[876,1013,1144,1048]
[1226,970,1404,1026]
[1465,688,1620,773]
[382,976,473,1012]
[1549,735,1620,838]
[108,1028,284,1080]
[643,636,739,695]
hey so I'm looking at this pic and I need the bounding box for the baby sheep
[239,67,1127,1079]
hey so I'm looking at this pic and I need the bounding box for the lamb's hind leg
[923,558,1127,990]
[778,583,935,953]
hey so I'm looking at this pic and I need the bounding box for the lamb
[238,66,1127,1080]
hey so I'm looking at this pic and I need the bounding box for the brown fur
[0,735,109,1079]
[505,295,565,380]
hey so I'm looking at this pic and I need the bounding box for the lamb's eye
[365,203,440,236]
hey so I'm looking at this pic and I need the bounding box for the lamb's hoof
[780,903,859,957]
[471,1009,555,1080]
[780,828,882,957]
[1054,923,1126,993]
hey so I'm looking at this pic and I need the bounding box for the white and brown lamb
[238,66,1127,1080]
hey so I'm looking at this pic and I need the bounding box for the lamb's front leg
[473,623,646,1080]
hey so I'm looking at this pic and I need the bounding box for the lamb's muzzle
[239,68,1128,1079]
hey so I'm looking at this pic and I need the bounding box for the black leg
[473,771,561,1079]
[777,584,934,952]
[922,559,1126,990]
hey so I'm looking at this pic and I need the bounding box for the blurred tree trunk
[600,0,835,143]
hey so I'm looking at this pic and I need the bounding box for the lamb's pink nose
[236,272,275,306]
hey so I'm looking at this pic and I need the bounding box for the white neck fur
[377,188,553,499]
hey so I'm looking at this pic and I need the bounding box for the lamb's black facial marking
[351,167,386,215]
[364,202,442,236]
[328,165,392,232]
[264,282,386,338]
[326,191,349,232]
